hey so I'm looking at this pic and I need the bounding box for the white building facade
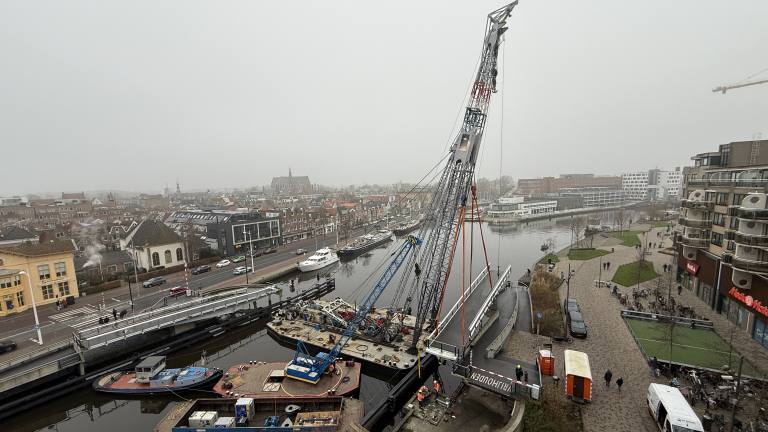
[622,168,682,201]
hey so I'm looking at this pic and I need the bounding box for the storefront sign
[685,261,699,275]
[729,287,768,317]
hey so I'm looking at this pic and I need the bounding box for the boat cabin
[135,356,167,383]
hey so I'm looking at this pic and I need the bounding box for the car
[232,256,246,263]
[567,310,587,338]
[168,286,189,296]
[216,260,231,268]
[249,250,262,258]
[264,247,277,254]
[143,276,166,288]
[296,248,307,255]
[233,266,252,275]
[0,341,18,355]
[564,298,580,313]
[191,265,211,275]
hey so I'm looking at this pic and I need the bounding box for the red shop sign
[685,261,699,275]
[729,287,768,317]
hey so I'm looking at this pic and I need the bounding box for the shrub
[529,270,565,335]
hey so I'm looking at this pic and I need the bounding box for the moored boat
[93,356,222,394]
[336,229,392,257]
[212,360,361,399]
[296,248,339,272]
[392,219,421,236]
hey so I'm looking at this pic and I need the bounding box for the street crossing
[48,305,100,323]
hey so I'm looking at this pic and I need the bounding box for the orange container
[564,350,592,402]
[538,350,554,375]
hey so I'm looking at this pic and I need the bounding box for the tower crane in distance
[713,68,768,93]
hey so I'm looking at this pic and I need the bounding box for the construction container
[538,349,554,375]
[235,397,255,420]
[214,417,235,428]
[189,411,219,428]
[563,350,592,402]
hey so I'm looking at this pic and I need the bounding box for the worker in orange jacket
[417,390,425,408]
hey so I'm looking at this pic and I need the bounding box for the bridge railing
[431,267,488,340]
[0,340,73,373]
[485,284,519,359]
[468,265,511,341]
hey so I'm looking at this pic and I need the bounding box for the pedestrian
[62,298,67,308]
[616,377,623,391]
[677,285,682,295]
[602,262,606,270]
[515,365,523,381]
[112,308,117,320]
[607,262,610,270]
[663,264,667,272]
[604,370,612,386]
[417,390,425,408]
[317,274,320,282]
[649,242,652,248]
[524,370,529,383]
[434,381,440,394]
[56,299,61,311]
[650,356,658,376]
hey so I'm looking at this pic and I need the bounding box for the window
[727,240,736,251]
[733,193,748,207]
[38,264,50,280]
[54,262,66,277]
[16,291,24,307]
[713,213,726,227]
[0,259,3,266]
[41,284,54,300]
[152,252,160,267]
[176,248,183,261]
[58,281,70,296]
[730,217,740,230]
[13,275,20,286]
[716,193,729,206]
[0,278,11,288]
[107,265,116,273]
[164,250,172,264]
[711,232,723,247]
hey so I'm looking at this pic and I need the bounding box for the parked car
[0,341,18,355]
[264,247,277,254]
[143,276,166,288]
[168,286,189,296]
[567,311,587,338]
[216,260,231,268]
[232,256,246,263]
[564,298,580,313]
[296,248,307,255]
[233,266,252,275]
[249,250,262,258]
[191,265,211,275]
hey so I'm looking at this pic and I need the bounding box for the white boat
[296,248,340,272]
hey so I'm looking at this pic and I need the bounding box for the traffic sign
[34,324,39,330]
[536,313,542,319]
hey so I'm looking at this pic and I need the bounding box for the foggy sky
[1,1,767,197]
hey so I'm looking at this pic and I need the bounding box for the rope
[497,33,506,265]
[733,66,768,85]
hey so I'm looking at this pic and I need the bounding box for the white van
[647,383,704,432]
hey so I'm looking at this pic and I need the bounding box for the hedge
[81,279,122,296]
[135,257,220,282]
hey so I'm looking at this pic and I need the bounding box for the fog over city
[1,0,766,196]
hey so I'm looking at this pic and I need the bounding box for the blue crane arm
[320,235,422,366]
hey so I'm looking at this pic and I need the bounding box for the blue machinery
[286,235,422,384]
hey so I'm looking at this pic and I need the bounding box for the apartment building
[517,174,622,195]
[677,139,768,350]
[622,168,682,201]
[207,211,282,257]
[0,240,79,317]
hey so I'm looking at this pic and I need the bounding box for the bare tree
[571,216,587,249]
[615,205,630,232]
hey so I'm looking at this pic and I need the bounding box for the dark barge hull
[92,370,223,394]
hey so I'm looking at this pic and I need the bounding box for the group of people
[55,298,68,310]
[601,262,612,270]
[603,369,624,391]
[515,365,529,383]
[417,381,441,409]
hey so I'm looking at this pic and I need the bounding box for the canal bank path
[504,223,768,432]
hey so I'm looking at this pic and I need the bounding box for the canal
[6,210,642,432]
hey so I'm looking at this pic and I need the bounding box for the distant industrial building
[486,196,557,218]
[517,174,621,195]
[558,187,626,208]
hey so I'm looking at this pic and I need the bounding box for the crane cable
[497,33,506,270]
[733,66,768,86]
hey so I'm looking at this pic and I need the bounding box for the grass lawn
[626,319,760,376]
[610,230,645,247]
[612,260,658,286]
[538,254,560,264]
[568,249,611,260]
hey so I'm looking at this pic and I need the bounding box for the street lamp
[245,230,253,284]
[18,270,43,345]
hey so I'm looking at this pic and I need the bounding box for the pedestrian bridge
[76,286,280,349]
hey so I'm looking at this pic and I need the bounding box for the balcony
[737,209,768,220]
[681,200,714,211]
[736,179,768,189]
[724,229,737,241]
[727,206,740,217]
[680,236,711,248]
[722,252,733,264]
[678,217,713,229]
[731,256,768,274]
[735,232,768,248]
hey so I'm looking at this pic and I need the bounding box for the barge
[336,229,392,258]
[153,396,363,432]
[392,220,421,236]
[212,360,361,399]
[267,299,428,375]
[93,356,222,395]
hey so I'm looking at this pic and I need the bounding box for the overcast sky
[2,1,767,197]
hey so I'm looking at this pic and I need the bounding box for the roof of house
[74,250,133,270]
[0,226,38,241]
[62,192,86,200]
[128,220,182,247]
[0,239,77,257]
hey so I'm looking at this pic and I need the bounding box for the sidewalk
[508,224,768,432]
